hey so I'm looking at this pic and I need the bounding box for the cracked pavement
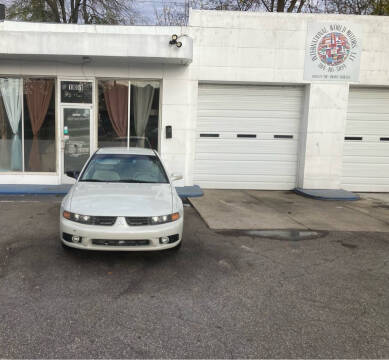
[0,195,388,358]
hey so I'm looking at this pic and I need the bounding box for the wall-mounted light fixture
[169,34,182,48]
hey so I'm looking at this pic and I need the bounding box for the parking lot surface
[190,190,389,232]
[0,196,388,358]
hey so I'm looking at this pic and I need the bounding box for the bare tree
[154,2,188,25]
[321,0,375,14]
[5,0,142,24]
[191,0,308,11]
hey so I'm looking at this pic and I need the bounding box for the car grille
[91,216,117,226]
[125,217,150,226]
[91,239,150,246]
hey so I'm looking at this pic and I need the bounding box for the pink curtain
[25,79,54,171]
[103,83,128,138]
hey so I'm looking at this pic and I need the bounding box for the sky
[134,0,189,23]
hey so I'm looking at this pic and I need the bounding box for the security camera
[169,34,183,48]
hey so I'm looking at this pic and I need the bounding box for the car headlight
[150,212,180,225]
[63,211,93,224]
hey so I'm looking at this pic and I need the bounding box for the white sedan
[60,147,184,251]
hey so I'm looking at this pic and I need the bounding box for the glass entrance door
[61,106,92,182]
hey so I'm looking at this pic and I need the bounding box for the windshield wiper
[79,179,106,182]
[118,179,151,183]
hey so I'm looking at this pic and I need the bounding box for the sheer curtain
[133,84,155,147]
[0,78,22,171]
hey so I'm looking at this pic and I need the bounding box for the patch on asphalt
[218,229,327,241]
[337,241,358,249]
[373,204,389,210]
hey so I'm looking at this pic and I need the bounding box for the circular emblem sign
[305,23,361,81]
[317,32,351,67]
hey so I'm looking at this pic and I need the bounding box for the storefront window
[23,78,56,172]
[98,80,129,148]
[0,77,56,173]
[98,80,159,150]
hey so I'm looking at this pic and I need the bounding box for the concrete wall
[188,10,389,189]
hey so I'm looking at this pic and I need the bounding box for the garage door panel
[195,141,298,155]
[195,153,298,162]
[195,175,296,190]
[341,87,389,192]
[347,113,389,122]
[198,110,301,121]
[345,120,389,135]
[343,156,389,164]
[194,161,297,175]
[342,176,389,185]
[343,163,389,177]
[347,104,389,114]
[194,181,295,190]
[197,118,300,133]
[198,102,303,112]
[199,84,303,96]
[343,143,389,157]
[195,84,303,189]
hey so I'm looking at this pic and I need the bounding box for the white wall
[187,10,389,190]
[298,83,349,189]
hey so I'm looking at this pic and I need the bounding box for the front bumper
[60,216,183,251]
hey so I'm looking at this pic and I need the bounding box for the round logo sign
[317,32,351,67]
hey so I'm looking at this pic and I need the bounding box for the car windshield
[79,154,169,184]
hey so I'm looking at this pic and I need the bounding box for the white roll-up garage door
[194,84,304,190]
[341,87,389,192]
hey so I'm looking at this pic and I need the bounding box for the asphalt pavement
[0,195,388,358]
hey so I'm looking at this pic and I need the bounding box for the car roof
[96,147,156,156]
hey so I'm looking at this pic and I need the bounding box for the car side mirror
[171,173,183,181]
[66,170,80,180]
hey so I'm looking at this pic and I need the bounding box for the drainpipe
[0,4,5,21]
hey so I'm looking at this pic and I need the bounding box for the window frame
[96,78,161,153]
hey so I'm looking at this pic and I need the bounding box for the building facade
[0,10,388,191]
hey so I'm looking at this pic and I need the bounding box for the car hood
[69,182,173,217]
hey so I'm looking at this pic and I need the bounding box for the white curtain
[133,84,155,147]
[0,78,22,171]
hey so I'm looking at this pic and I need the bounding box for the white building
[0,9,388,192]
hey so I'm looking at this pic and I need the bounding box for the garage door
[194,84,304,189]
[341,87,389,192]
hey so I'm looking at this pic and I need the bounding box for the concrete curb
[0,184,204,199]
[294,188,360,201]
